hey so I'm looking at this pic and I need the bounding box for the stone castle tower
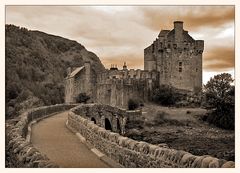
[144,21,204,91]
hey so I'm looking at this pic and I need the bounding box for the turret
[123,62,127,71]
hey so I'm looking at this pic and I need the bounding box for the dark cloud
[203,46,234,71]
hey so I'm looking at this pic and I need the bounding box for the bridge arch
[116,118,121,133]
[104,118,112,131]
[91,117,96,124]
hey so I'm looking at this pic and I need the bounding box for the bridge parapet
[6,104,78,168]
[68,104,235,168]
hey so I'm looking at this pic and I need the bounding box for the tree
[204,73,234,130]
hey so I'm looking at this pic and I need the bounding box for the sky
[5,6,235,84]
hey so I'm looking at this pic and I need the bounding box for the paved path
[31,111,109,168]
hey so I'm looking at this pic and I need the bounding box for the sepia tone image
[5,5,235,168]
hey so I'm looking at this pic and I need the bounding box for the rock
[209,158,220,168]
[221,161,235,168]
[201,156,215,168]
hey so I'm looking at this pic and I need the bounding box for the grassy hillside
[6,24,105,119]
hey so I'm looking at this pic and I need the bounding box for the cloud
[6,5,234,74]
[203,46,234,71]
[138,6,234,31]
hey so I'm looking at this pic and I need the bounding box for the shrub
[128,98,139,110]
[140,102,144,107]
[152,85,186,106]
[76,93,90,103]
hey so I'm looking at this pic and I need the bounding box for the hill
[6,24,105,119]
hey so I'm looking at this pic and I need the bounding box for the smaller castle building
[65,61,95,103]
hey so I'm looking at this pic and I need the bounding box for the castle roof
[69,66,84,78]
[182,31,195,42]
[158,30,170,37]
[164,29,195,42]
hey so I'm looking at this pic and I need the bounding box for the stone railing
[67,104,235,168]
[6,104,78,168]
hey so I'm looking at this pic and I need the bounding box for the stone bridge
[6,104,235,168]
[72,104,141,135]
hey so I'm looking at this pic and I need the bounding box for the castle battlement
[97,66,158,83]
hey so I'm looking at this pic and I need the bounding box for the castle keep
[144,21,203,91]
[65,21,204,107]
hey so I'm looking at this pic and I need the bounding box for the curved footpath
[31,111,109,168]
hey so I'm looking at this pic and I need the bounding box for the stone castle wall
[96,79,154,108]
[67,104,235,168]
[95,70,159,108]
[6,104,77,168]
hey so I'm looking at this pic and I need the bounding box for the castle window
[196,68,198,72]
[179,61,182,72]
[168,44,171,48]
[159,42,162,48]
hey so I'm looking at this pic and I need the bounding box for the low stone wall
[6,104,77,168]
[68,104,235,168]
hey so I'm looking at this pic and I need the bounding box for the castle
[65,21,204,108]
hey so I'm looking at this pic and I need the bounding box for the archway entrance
[91,117,96,124]
[105,118,112,131]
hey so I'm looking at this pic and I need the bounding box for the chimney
[174,21,183,42]
[67,67,72,75]
[84,61,91,95]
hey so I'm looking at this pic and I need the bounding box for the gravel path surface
[31,111,109,168]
